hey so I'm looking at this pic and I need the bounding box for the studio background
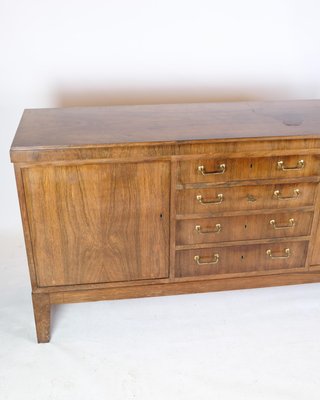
[1,1,320,399]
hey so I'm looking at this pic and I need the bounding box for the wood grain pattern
[178,155,319,184]
[176,182,317,216]
[11,101,320,149]
[175,236,311,252]
[175,241,309,278]
[310,184,320,266]
[11,138,320,164]
[176,211,313,245]
[48,270,320,305]
[169,161,177,279]
[13,165,38,289]
[175,139,320,158]
[23,161,170,286]
[177,176,320,191]
[32,293,51,343]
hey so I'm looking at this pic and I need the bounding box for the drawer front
[176,182,317,215]
[175,241,309,278]
[176,211,313,245]
[178,155,319,184]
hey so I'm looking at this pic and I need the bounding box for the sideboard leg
[32,293,51,343]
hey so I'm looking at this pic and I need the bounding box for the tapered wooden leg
[32,293,51,343]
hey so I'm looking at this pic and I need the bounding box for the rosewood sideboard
[10,100,320,342]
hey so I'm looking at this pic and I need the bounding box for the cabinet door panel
[23,162,170,286]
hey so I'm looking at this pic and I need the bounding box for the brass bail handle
[196,193,224,205]
[277,160,304,171]
[198,163,226,176]
[273,189,300,200]
[269,218,295,230]
[195,224,222,234]
[194,254,220,265]
[266,248,291,259]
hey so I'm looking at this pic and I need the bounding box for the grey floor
[1,231,320,399]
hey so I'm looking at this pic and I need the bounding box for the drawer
[176,182,317,215]
[175,241,309,278]
[176,211,313,245]
[178,155,319,184]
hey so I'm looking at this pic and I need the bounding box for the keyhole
[244,224,247,229]
[241,255,244,260]
[250,163,253,168]
[160,213,163,219]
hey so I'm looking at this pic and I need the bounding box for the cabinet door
[23,162,170,286]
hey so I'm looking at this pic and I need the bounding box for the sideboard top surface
[11,101,320,152]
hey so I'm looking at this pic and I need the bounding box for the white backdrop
[1,2,320,399]
[1,0,320,232]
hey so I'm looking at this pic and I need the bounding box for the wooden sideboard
[10,100,320,343]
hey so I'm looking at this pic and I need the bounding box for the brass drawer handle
[277,160,304,171]
[198,163,226,175]
[270,218,295,230]
[196,193,224,205]
[195,223,222,234]
[273,189,300,200]
[266,248,291,259]
[194,254,220,265]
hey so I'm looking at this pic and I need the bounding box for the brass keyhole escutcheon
[247,194,256,202]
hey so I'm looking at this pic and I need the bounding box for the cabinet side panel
[13,165,38,289]
[22,161,170,286]
[311,185,320,266]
